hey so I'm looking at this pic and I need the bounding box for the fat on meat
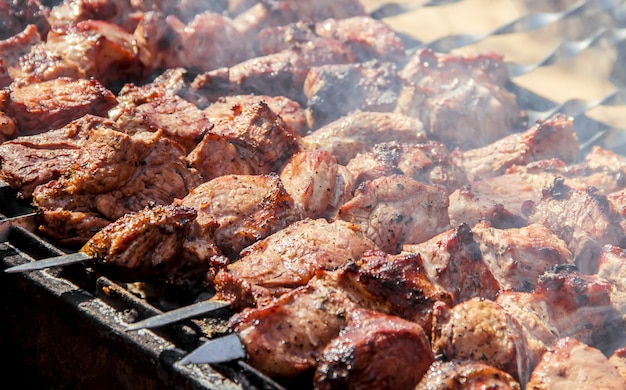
[416,360,522,390]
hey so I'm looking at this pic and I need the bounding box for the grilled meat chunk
[80,204,201,285]
[0,114,111,200]
[471,221,574,291]
[303,60,401,128]
[395,49,524,150]
[0,24,42,87]
[609,345,626,384]
[526,337,626,390]
[403,223,500,303]
[314,308,433,390]
[0,0,50,40]
[302,111,426,165]
[213,218,379,310]
[334,175,450,254]
[454,113,580,182]
[416,360,522,390]
[180,174,301,261]
[6,77,117,136]
[346,140,468,192]
[432,297,531,384]
[597,245,626,322]
[48,0,133,28]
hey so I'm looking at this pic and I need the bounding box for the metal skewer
[4,251,92,273]
[125,299,231,331]
[180,333,247,365]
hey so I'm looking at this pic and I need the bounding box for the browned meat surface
[597,245,626,322]
[454,114,580,182]
[314,309,433,390]
[7,77,117,135]
[32,129,200,246]
[432,297,531,383]
[180,174,301,261]
[80,204,201,285]
[186,132,255,180]
[0,24,42,87]
[471,221,574,291]
[303,60,401,128]
[213,218,379,310]
[279,150,342,219]
[526,337,626,390]
[203,94,308,135]
[0,0,49,40]
[334,175,450,254]
[395,49,524,150]
[527,178,624,273]
[0,111,18,142]
[609,345,626,384]
[0,114,110,200]
[403,223,501,303]
[48,0,133,28]
[417,360,522,390]
[345,140,468,193]
[303,111,426,166]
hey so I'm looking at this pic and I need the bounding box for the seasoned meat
[0,111,18,143]
[180,174,301,260]
[526,337,626,390]
[314,309,433,390]
[303,60,401,128]
[302,111,426,165]
[80,204,201,285]
[395,49,524,150]
[213,218,379,309]
[609,345,626,384]
[403,223,501,303]
[0,24,42,86]
[186,132,255,180]
[471,221,574,291]
[527,178,623,273]
[33,130,201,246]
[346,140,468,192]
[48,0,133,28]
[454,114,580,182]
[416,360,521,390]
[0,114,110,200]
[334,175,450,254]
[7,77,117,135]
[0,0,49,40]
[597,245,626,322]
[432,297,532,384]
[203,94,308,135]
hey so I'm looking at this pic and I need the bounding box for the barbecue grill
[1,0,626,388]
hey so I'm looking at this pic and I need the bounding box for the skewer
[125,299,230,331]
[0,212,38,242]
[180,334,246,365]
[4,251,91,273]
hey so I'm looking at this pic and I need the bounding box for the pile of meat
[2,0,626,389]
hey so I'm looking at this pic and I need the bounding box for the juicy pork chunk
[6,77,117,135]
[403,223,501,303]
[334,175,450,254]
[471,221,574,291]
[179,174,301,261]
[32,129,201,246]
[527,178,624,273]
[454,113,580,182]
[303,111,426,165]
[395,49,524,150]
[80,204,202,285]
[303,60,401,128]
[313,308,434,390]
[345,140,468,193]
[48,0,133,29]
[416,360,521,390]
[212,218,379,310]
[526,337,626,390]
[431,297,532,384]
[0,114,110,199]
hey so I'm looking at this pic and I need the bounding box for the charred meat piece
[526,337,626,390]
[526,178,623,274]
[0,114,111,200]
[303,111,426,165]
[395,49,524,150]
[314,308,433,390]
[416,360,521,390]
[471,221,574,292]
[303,60,401,128]
[454,113,580,182]
[0,0,50,40]
[212,218,379,310]
[80,204,202,285]
[346,140,468,193]
[334,175,450,254]
[180,174,301,261]
[48,0,133,29]
[431,297,532,384]
[6,77,117,136]
[202,94,308,135]
[403,223,500,303]
[0,24,42,87]
[33,129,201,246]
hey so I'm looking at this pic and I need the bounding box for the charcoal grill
[2,0,626,389]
